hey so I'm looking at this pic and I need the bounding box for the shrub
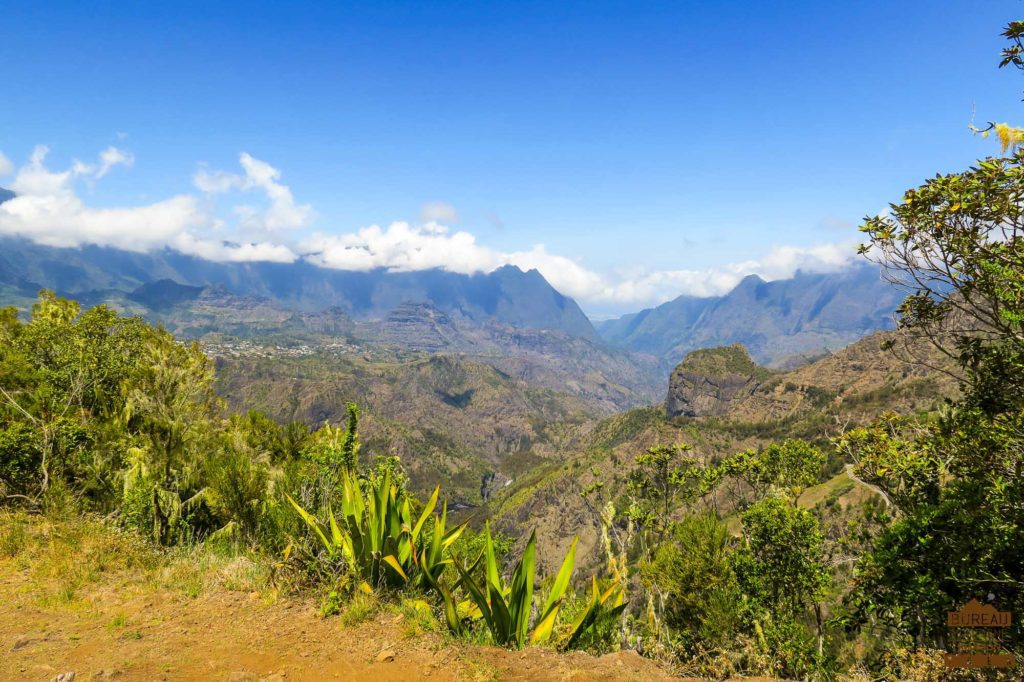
[639,513,742,654]
[288,470,459,592]
[204,430,272,543]
[452,522,578,649]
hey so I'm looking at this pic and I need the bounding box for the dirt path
[1,567,678,681]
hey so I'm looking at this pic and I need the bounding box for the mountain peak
[676,343,765,378]
[598,265,902,366]
[0,237,599,341]
[736,273,765,288]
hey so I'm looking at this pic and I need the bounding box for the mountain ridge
[0,225,906,370]
[597,264,901,367]
[0,236,598,341]
[489,327,956,573]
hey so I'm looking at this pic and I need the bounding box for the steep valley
[212,323,957,575]
[214,351,602,505]
[485,329,957,573]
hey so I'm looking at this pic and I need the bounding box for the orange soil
[1,567,680,681]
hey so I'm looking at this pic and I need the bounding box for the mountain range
[0,234,903,371]
[596,264,903,367]
[0,235,598,340]
[0,196,921,515]
[0,184,903,372]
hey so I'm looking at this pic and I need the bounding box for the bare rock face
[665,343,769,418]
[380,302,470,352]
[293,306,354,335]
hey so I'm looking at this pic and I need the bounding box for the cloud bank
[0,146,298,263]
[0,145,860,310]
[304,222,857,304]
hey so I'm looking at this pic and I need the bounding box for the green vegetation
[0,292,619,653]
[597,22,1024,678]
[476,23,1024,678]
[213,347,598,504]
[287,472,450,591]
[677,343,775,381]
[454,523,572,648]
[7,24,1024,677]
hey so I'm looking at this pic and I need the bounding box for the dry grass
[0,510,277,609]
[0,512,679,681]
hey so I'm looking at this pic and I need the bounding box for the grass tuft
[337,591,381,627]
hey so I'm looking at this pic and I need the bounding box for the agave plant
[453,521,578,649]
[287,468,460,591]
[562,576,627,650]
[418,501,470,632]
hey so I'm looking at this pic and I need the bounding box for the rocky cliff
[492,329,959,575]
[664,344,770,418]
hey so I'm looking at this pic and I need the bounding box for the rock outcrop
[381,302,470,352]
[665,343,768,418]
[293,306,354,335]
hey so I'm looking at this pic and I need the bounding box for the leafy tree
[844,405,1024,651]
[860,150,1024,404]
[734,497,830,618]
[0,292,151,506]
[732,496,831,675]
[708,439,825,505]
[847,20,1024,658]
[834,414,940,513]
[626,443,701,545]
[123,331,218,544]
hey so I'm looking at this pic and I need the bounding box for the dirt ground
[1,565,682,682]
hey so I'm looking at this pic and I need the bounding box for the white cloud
[501,244,605,301]
[172,233,297,263]
[10,146,76,195]
[419,201,459,224]
[2,147,204,251]
[0,143,862,310]
[9,145,133,195]
[300,220,855,308]
[193,167,241,194]
[194,153,313,238]
[0,152,12,177]
[304,222,498,273]
[0,145,296,263]
[594,242,859,305]
[96,146,134,178]
[301,222,605,300]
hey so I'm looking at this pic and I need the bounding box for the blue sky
[1,1,1022,315]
